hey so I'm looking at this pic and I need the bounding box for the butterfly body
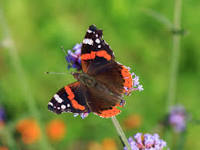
[48,25,135,118]
[72,72,96,87]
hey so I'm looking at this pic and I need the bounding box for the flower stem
[167,0,182,111]
[111,116,131,150]
[176,130,187,150]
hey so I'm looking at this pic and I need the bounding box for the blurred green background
[0,0,200,150]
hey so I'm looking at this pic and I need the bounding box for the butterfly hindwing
[85,86,122,118]
[48,82,89,114]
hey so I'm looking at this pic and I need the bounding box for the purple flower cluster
[168,105,187,132]
[0,107,6,126]
[73,112,90,119]
[124,133,167,150]
[65,43,82,71]
[131,72,144,92]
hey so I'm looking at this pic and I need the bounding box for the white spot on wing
[95,39,100,44]
[83,38,93,45]
[87,29,92,33]
[98,45,101,48]
[96,34,98,37]
[48,102,53,106]
[67,104,70,107]
[54,94,63,103]
[61,104,66,109]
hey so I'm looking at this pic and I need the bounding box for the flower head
[73,111,90,119]
[0,107,6,128]
[46,119,66,141]
[124,133,167,150]
[65,43,82,71]
[168,105,187,132]
[16,119,40,144]
[131,73,144,92]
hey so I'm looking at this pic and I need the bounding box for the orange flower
[0,146,8,150]
[16,119,40,144]
[46,119,66,141]
[102,138,117,150]
[123,114,141,130]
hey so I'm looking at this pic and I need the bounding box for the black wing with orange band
[48,82,89,114]
[81,25,115,73]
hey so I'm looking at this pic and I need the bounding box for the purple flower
[131,73,144,92]
[168,105,187,132]
[124,133,167,150]
[73,112,90,119]
[65,43,82,71]
[0,107,6,126]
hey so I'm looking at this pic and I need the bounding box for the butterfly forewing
[48,82,89,114]
[81,25,115,73]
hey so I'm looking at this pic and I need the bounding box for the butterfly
[48,25,136,118]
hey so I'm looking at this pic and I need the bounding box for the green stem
[167,0,182,111]
[176,130,187,150]
[111,116,131,150]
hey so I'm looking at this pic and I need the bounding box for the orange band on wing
[64,86,85,111]
[121,66,133,94]
[97,107,121,118]
[81,50,111,61]
[96,51,111,60]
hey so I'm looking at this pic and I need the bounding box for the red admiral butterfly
[48,25,142,118]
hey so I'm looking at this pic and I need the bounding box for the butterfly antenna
[45,71,67,75]
[60,46,67,55]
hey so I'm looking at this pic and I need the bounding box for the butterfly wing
[81,25,115,73]
[93,62,133,95]
[48,82,89,114]
[85,86,122,118]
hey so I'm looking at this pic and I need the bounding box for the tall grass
[0,7,52,150]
